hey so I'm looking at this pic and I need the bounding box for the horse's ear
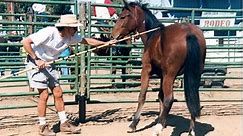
[122,0,129,9]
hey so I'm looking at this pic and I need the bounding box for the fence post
[27,7,34,34]
[78,1,87,123]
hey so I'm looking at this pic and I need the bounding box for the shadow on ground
[135,113,214,136]
[74,108,214,136]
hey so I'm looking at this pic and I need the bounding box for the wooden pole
[7,2,14,22]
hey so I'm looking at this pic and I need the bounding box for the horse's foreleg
[154,74,174,135]
[128,64,151,132]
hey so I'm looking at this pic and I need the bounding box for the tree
[14,3,32,13]
[46,0,72,15]
[0,2,7,13]
[111,0,124,15]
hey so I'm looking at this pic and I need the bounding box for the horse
[111,1,206,136]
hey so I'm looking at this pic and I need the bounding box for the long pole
[0,27,160,80]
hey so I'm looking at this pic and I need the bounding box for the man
[21,14,116,136]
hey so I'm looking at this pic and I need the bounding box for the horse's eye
[120,16,126,19]
[120,14,129,19]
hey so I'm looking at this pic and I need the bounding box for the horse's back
[164,23,206,72]
[165,23,205,47]
[148,23,206,75]
[162,23,206,59]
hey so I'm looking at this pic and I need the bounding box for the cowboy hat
[55,14,82,27]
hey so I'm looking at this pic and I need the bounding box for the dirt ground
[0,68,242,136]
[0,89,242,136]
[0,101,242,136]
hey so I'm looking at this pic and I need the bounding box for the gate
[0,0,88,122]
[85,2,243,104]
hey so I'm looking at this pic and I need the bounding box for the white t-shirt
[29,26,83,61]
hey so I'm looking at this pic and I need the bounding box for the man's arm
[21,37,46,69]
[80,38,117,47]
[80,38,106,46]
[21,37,38,60]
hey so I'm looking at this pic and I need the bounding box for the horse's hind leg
[152,78,164,136]
[188,115,196,136]
[153,75,174,135]
[128,63,151,132]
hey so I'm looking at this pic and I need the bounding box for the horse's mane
[125,2,164,38]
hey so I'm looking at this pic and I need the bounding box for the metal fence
[85,2,243,104]
[0,1,242,122]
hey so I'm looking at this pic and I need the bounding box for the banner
[200,12,236,27]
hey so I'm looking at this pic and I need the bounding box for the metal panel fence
[85,2,243,103]
[0,1,242,121]
[0,0,81,112]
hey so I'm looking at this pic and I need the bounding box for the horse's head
[111,0,146,40]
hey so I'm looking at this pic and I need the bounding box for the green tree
[14,3,32,13]
[112,0,124,15]
[0,2,7,13]
[46,0,72,15]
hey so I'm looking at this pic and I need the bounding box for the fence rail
[0,1,242,123]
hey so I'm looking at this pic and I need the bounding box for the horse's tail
[184,34,201,118]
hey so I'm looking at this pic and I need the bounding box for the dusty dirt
[0,68,242,136]
[0,101,242,136]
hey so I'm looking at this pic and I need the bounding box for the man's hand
[106,39,118,46]
[35,59,46,69]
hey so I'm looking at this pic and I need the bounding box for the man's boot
[60,120,81,134]
[39,124,56,136]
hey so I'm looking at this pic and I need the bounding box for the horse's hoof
[127,124,136,133]
[188,130,195,136]
[152,124,163,136]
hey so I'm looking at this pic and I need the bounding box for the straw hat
[55,14,82,27]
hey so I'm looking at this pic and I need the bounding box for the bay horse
[111,1,206,136]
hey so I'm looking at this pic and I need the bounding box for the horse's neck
[140,35,148,46]
[137,25,149,46]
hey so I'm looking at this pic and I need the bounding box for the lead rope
[0,27,160,80]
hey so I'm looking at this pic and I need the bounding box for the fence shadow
[85,108,123,123]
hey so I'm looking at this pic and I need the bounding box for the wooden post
[27,7,34,34]
[7,2,14,35]
[78,2,87,123]
[7,2,14,22]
